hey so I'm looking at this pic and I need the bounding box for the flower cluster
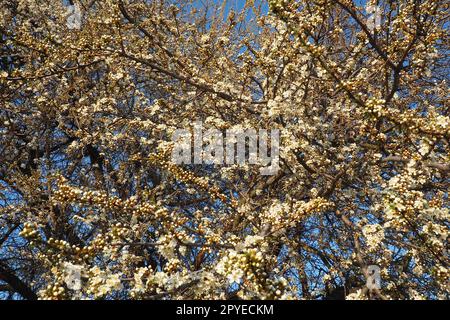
[216,236,289,299]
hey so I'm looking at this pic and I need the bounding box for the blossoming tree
[0,0,448,300]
